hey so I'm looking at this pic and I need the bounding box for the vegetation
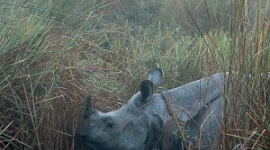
[0,0,269,149]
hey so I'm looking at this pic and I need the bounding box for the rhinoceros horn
[84,96,99,117]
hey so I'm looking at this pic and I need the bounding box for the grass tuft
[0,0,269,149]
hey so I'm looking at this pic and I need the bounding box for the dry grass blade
[0,0,270,149]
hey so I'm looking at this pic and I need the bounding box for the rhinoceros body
[78,69,226,150]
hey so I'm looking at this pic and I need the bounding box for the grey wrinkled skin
[78,69,227,150]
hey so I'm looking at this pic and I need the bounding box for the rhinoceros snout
[77,132,89,143]
[75,132,88,149]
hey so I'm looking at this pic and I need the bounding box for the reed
[0,0,269,149]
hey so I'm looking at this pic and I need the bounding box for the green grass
[0,0,270,149]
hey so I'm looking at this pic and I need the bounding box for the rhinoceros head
[78,69,169,150]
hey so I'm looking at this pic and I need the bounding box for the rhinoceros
[78,69,227,150]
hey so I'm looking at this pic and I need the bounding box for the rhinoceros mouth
[82,139,103,144]
[82,140,105,149]
[84,142,115,150]
[80,136,104,145]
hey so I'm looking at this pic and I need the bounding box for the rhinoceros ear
[140,80,153,102]
[147,68,162,89]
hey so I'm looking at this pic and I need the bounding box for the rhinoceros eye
[106,122,114,128]
[103,117,114,129]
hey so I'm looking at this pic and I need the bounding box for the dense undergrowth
[0,0,269,149]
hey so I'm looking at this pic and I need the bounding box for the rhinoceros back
[161,73,226,149]
[161,72,226,123]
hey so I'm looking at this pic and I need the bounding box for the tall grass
[0,1,95,149]
[0,0,269,149]
[221,1,270,149]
